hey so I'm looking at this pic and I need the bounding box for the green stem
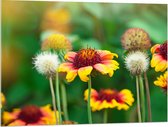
[139,75,145,122]
[103,109,108,123]
[88,75,92,124]
[144,72,152,122]
[61,82,69,121]
[55,72,62,124]
[49,77,58,125]
[136,76,142,122]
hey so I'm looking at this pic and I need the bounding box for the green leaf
[82,3,102,19]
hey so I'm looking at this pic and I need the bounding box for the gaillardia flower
[33,52,59,77]
[2,105,59,126]
[1,92,6,108]
[154,71,167,90]
[84,88,134,111]
[125,51,149,75]
[151,41,167,72]
[121,28,151,51]
[41,34,72,51]
[58,48,119,82]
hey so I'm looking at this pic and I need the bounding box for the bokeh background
[1,1,167,123]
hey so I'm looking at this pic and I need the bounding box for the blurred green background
[1,1,167,123]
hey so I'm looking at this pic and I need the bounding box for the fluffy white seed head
[33,52,59,77]
[125,51,149,75]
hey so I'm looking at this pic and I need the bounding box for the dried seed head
[121,28,151,51]
[125,51,149,75]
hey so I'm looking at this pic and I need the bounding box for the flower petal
[2,109,20,125]
[151,54,162,68]
[40,105,58,124]
[78,66,93,82]
[102,60,119,66]
[93,63,109,74]
[84,89,98,101]
[64,52,77,62]
[58,62,74,72]
[96,100,117,111]
[8,120,26,126]
[66,69,78,82]
[154,72,167,88]
[119,89,134,106]
[155,60,167,72]
[116,89,134,110]
[151,44,160,54]
[98,50,118,60]
[101,60,119,77]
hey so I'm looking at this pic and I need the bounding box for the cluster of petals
[84,88,134,111]
[154,71,167,90]
[58,49,119,82]
[150,41,167,72]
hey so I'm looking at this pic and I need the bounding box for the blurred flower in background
[2,105,59,126]
[41,34,72,51]
[1,93,6,108]
[84,88,134,111]
[40,8,71,34]
[2,45,22,87]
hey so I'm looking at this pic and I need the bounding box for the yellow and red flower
[84,88,134,111]
[58,48,119,82]
[154,71,167,90]
[1,92,6,108]
[2,105,59,126]
[151,41,167,72]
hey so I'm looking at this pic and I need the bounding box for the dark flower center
[96,89,123,103]
[159,41,167,60]
[18,105,43,124]
[73,48,101,68]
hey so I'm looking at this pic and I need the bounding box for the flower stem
[61,82,69,121]
[144,72,152,122]
[55,72,62,124]
[103,109,108,123]
[49,77,58,125]
[139,75,145,122]
[88,75,93,124]
[136,76,142,122]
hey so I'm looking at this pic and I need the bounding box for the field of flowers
[1,1,167,125]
